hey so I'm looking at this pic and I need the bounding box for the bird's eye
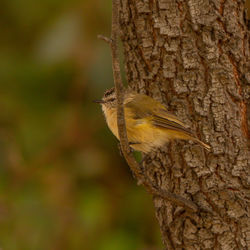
[108,98,115,102]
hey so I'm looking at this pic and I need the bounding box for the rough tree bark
[119,0,250,249]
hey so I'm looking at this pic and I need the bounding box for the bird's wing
[125,93,193,135]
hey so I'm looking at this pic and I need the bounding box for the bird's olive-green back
[125,93,193,136]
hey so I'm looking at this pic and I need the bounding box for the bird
[94,87,211,153]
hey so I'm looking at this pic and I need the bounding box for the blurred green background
[0,0,161,249]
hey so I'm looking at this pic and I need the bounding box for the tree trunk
[119,0,250,249]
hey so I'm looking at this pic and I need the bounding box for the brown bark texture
[119,0,250,249]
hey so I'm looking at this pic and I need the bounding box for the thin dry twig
[97,35,112,45]
[99,0,199,213]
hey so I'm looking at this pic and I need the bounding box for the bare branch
[97,34,112,45]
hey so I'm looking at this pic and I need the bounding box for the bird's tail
[193,138,211,151]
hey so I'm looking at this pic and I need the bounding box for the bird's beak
[93,99,106,104]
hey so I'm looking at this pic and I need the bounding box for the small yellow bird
[94,87,211,153]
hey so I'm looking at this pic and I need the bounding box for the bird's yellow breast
[102,106,169,153]
[102,106,120,139]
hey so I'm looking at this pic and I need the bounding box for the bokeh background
[0,0,162,249]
